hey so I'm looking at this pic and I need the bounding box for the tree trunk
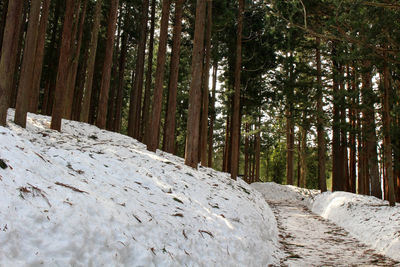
[42,0,61,115]
[244,122,249,182]
[183,0,206,166]
[361,60,381,198]
[299,123,307,188]
[222,114,231,172]
[51,0,76,131]
[331,45,345,192]
[147,0,171,151]
[382,52,396,205]
[140,0,156,143]
[114,31,128,133]
[199,0,213,165]
[348,63,357,193]
[207,61,217,167]
[0,0,9,53]
[80,0,102,123]
[255,117,261,182]
[30,0,50,113]
[0,0,23,126]
[15,0,42,128]
[286,107,294,185]
[96,0,119,129]
[316,37,327,192]
[230,0,244,179]
[162,0,185,154]
[128,0,150,139]
[65,0,87,120]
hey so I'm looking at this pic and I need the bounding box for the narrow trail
[268,201,400,267]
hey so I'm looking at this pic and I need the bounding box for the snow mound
[310,191,400,261]
[252,182,319,205]
[0,110,280,266]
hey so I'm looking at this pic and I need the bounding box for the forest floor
[254,183,400,266]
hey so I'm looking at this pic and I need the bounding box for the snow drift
[0,110,281,266]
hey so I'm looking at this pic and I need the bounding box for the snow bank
[253,182,400,262]
[0,110,281,266]
[310,191,400,261]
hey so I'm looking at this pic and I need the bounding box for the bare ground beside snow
[253,182,400,267]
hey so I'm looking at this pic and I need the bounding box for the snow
[0,110,281,266]
[253,182,400,263]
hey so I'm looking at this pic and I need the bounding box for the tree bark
[0,0,23,126]
[316,37,327,192]
[244,122,249,182]
[286,107,294,185]
[230,0,244,179]
[207,61,217,167]
[80,0,102,123]
[15,0,42,128]
[299,123,307,188]
[255,117,261,182]
[64,0,87,120]
[128,0,150,139]
[382,52,396,205]
[184,0,206,166]
[140,0,156,143]
[361,60,382,198]
[96,0,119,129]
[331,44,345,192]
[348,63,357,193]
[30,0,51,114]
[199,0,213,165]
[51,0,76,131]
[163,0,185,154]
[147,0,171,151]
[222,114,231,172]
[0,0,9,53]
[114,31,128,133]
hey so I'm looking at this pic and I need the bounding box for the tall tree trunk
[30,0,50,113]
[0,0,23,126]
[51,0,76,131]
[128,0,150,138]
[348,63,357,193]
[230,0,244,179]
[316,37,327,192]
[382,52,396,205]
[114,31,128,133]
[42,0,61,115]
[361,60,381,198]
[65,0,87,120]
[207,61,217,167]
[80,0,102,123]
[147,0,171,151]
[162,0,185,153]
[286,107,294,185]
[255,117,261,182]
[331,45,345,191]
[15,0,42,128]
[339,64,349,191]
[244,122,249,182]
[183,0,206,166]
[299,123,307,188]
[96,0,119,129]
[140,0,156,142]
[222,114,231,172]
[199,0,213,165]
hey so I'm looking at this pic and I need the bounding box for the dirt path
[268,201,400,267]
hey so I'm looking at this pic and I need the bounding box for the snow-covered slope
[253,182,400,262]
[0,110,281,266]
